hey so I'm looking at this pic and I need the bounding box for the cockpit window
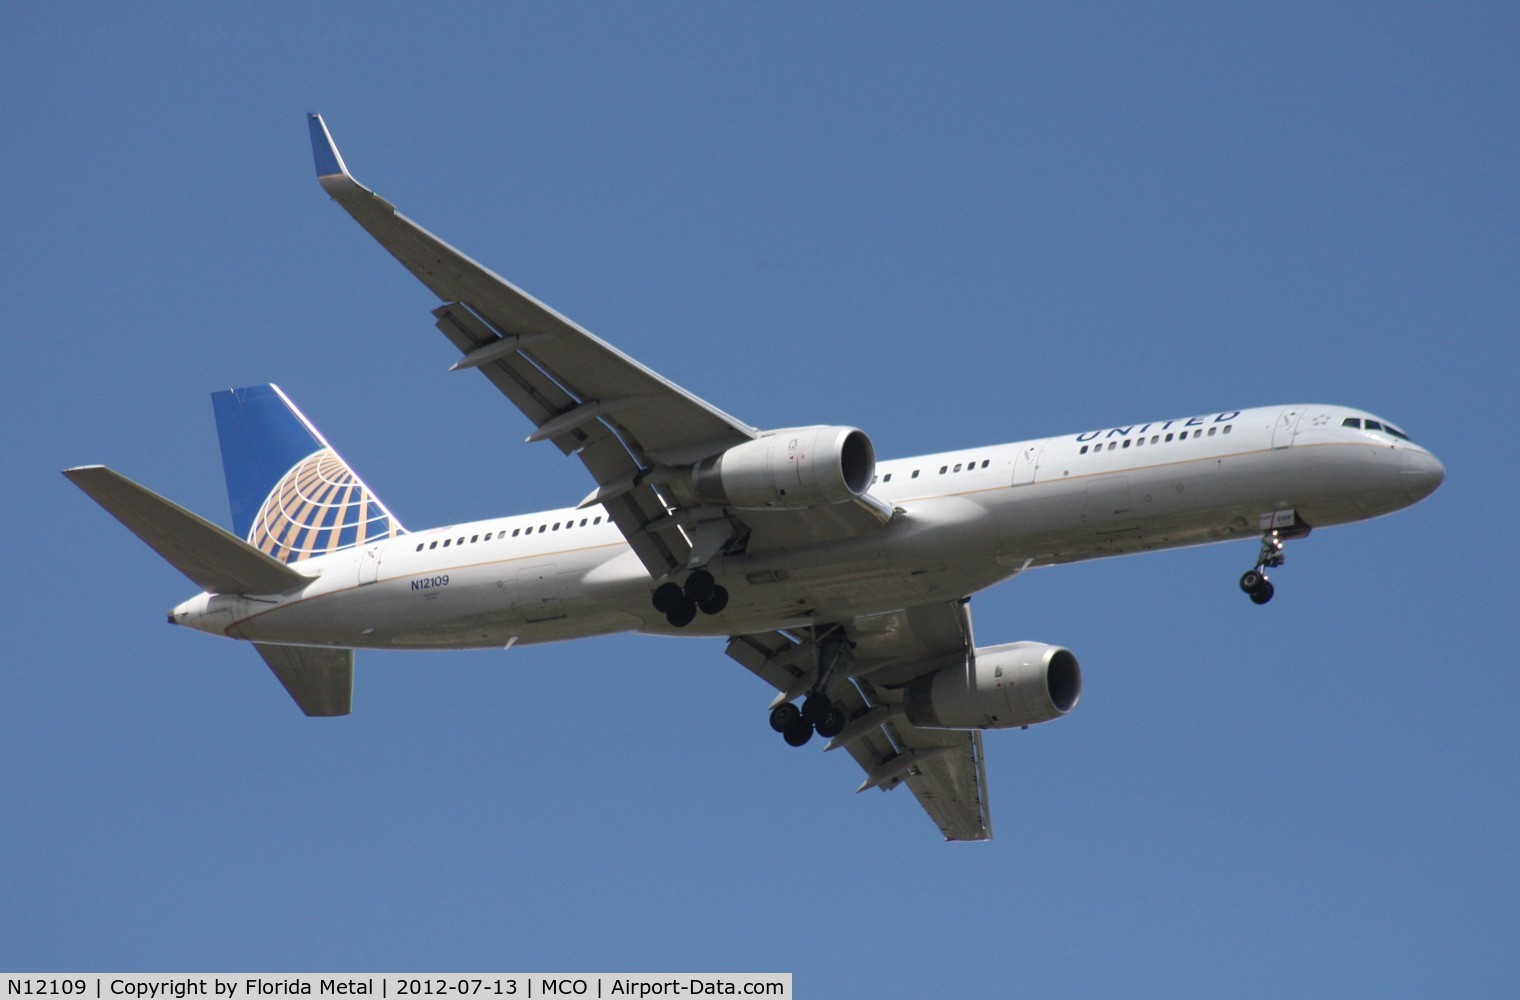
[1346,415,1413,441]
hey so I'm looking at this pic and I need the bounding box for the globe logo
[249,448,401,563]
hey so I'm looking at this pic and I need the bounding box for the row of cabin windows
[1342,416,1411,440]
[1079,425,1233,455]
[879,458,991,484]
[414,515,605,552]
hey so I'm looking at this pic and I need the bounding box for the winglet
[307,113,380,204]
[307,113,349,180]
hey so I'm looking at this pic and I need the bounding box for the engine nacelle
[905,642,1081,730]
[691,426,875,510]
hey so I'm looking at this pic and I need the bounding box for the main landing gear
[650,568,729,627]
[768,695,848,747]
[1239,530,1286,605]
[769,629,851,748]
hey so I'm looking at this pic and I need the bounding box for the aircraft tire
[697,585,729,615]
[1250,580,1275,605]
[684,568,716,603]
[666,602,697,628]
[770,703,801,733]
[783,720,814,747]
[815,706,847,739]
[652,582,685,613]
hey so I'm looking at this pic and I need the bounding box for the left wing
[307,114,764,579]
[726,601,994,841]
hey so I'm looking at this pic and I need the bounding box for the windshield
[1341,416,1412,441]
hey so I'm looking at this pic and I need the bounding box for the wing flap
[63,466,308,596]
[886,726,991,841]
[253,643,353,716]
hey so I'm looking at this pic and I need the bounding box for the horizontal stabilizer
[62,465,309,595]
[253,643,352,716]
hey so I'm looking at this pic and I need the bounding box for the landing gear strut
[651,568,730,627]
[1239,530,1286,605]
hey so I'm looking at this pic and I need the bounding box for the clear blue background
[4,3,1515,995]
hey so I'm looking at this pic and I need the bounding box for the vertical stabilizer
[212,384,405,564]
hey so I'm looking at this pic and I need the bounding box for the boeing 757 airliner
[63,115,1445,840]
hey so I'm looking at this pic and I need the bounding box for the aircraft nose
[1400,448,1446,502]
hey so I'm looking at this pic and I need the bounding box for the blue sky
[4,3,1516,994]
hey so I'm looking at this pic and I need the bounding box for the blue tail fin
[212,385,405,564]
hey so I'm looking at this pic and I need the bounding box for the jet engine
[691,426,875,509]
[905,642,1081,730]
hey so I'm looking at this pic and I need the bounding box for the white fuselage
[171,404,1444,650]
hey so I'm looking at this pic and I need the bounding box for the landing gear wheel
[683,568,716,604]
[651,582,685,613]
[1240,570,1264,593]
[782,720,814,747]
[665,602,697,628]
[814,705,847,739]
[1249,580,1275,605]
[769,703,801,733]
[802,693,833,725]
[697,585,729,615]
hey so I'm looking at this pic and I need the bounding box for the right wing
[726,600,994,841]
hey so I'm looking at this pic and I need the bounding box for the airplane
[63,114,1446,841]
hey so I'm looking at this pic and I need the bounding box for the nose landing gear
[1240,530,1286,605]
